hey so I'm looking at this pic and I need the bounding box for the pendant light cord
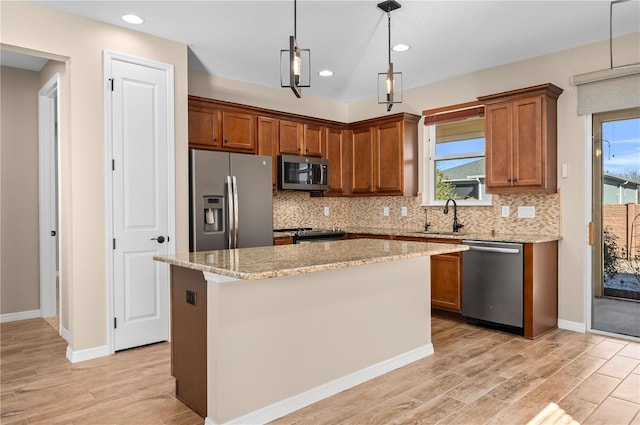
[610,0,631,69]
[387,11,392,65]
[294,0,297,39]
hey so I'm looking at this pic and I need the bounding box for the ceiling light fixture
[392,44,410,52]
[280,0,310,98]
[377,0,403,112]
[318,70,334,77]
[122,14,144,24]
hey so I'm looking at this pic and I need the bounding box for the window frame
[421,102,492,207]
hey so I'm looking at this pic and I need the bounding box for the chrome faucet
[444,198,464,233]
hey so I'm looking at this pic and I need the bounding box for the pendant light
[377,0,403,111]
[281,0,310,98]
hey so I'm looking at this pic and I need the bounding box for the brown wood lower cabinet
[171,266,207,418]
[430,252,462,312]
[273,235,293,245]
[524,241,558,339]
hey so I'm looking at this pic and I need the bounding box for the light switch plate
[383,206,389,216]
[401,206,408,217]
[518,206,536,218]
[501,206,510,217]
[323,206,329,216]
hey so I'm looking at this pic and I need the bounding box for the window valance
[571,64,640,115]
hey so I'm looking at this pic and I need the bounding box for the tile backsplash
[273,191,561,235]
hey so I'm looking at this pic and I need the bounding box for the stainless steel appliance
[274,227,345,243]
[462,240,524,332]
[190,149,273,251]
[278,154,329,191]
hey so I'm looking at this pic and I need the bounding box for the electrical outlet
[501,206,510,217]
[383,206,389,216]
[323,206,329,216]
[401,206,408,217]
[518,206,536,218]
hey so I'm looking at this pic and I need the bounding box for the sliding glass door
[592,107,640,338]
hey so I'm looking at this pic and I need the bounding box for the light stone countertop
[340,227,562,244]
[154,238,468,280]
[272,228,561,244]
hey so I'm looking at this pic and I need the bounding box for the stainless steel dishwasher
[462,240,524,332]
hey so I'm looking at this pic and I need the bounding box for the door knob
[151,236,165,243]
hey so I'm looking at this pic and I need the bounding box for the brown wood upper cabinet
[303,124,324,157]
[188,97,256,153]
[348,113,420,196]
[324,127,346,196]
[277,121,324,157]
[221,111,256,152]
[478,83,563,194]
[257,116,279,194]
[278,120,304,155]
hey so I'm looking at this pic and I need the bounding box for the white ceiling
[16,1,640,102]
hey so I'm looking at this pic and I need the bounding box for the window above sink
[422,102,492,207]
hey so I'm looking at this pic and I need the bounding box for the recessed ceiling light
[318,70,334,77]
[122,14,144,24]
[392,44,410,52]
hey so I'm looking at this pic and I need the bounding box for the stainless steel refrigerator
[189,149,273,251]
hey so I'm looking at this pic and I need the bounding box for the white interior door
[110,56,172,351]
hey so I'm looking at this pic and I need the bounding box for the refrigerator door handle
[232,176,239,248]
[226,176,233,248]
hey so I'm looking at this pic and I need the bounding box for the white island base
[203,256,432,425]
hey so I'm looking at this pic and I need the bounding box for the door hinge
[112,159,115,171]
[113,238,116,250]
[109,78,114,91]
[114,317,117,329]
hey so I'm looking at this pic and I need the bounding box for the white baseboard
[60,325,70,342]
[558,319,586,333]
[205,343,434,425]
[0,309,41,323]
[66,344,111,363]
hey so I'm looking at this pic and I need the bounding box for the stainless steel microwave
[278,154,329,191]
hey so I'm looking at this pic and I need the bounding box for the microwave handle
[320,164,325,185]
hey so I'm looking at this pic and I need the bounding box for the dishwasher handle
[467,245,521,254]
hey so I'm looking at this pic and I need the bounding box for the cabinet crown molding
[477,83,564,104]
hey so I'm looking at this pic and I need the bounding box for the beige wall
[1,1,189,351]
[189,72,349,122]
[0,66,41,315]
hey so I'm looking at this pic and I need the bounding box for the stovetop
[274,227,344,236]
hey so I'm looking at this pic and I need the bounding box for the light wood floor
[2,314,639,425]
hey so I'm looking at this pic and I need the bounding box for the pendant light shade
[281,0,310,98]
[377,0,403,111]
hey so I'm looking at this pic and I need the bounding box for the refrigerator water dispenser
[203,196,223,233]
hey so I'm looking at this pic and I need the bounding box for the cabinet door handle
[506,178,512,183]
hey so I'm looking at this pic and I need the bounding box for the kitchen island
[155,239,467,425]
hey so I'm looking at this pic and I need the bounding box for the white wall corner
[66,344,112,363]
[0,309,41,323]
[60,325,70,342]
[558,319,586,333]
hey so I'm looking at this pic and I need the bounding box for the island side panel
[170,266,208,417]
[206,256,431,424]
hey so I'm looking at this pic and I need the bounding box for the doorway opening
[592,107,640,338]
[38,73,60,332]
